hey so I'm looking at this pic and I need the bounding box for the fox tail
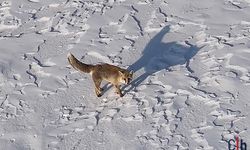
[67,53,94,73]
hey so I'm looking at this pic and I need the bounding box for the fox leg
[94,79,102,97]
[92,75,102,97]
[100,87,104,92]
[114,84,123,97]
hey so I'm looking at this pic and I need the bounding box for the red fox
[67,53,133,97]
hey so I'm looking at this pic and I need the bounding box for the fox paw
[97,93,102,97]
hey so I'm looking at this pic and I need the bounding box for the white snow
[0,0,250,149]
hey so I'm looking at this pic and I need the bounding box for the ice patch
[86,51,112,63]
[49,4,60,8]
[28,0,39,3]
[37,17,50,22]
[30,62,51,77]
[44,58,56,67]
[0,24,18,31]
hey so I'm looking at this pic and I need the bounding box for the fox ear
[119,70,124,75]
[130,70,134,76]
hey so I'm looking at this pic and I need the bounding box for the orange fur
[68,53,133,97]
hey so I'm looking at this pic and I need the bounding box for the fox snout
[124,78,129,85]
[127,78,132,84]
[121,70,133,85]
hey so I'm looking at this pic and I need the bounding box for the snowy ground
[0,0,250,149]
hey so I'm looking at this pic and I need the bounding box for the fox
[67,53,133,97]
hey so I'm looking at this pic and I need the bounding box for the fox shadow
[122,25,202,94]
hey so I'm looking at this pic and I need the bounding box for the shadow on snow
[122,25,202,95]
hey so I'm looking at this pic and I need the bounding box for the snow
[0,0,250,149]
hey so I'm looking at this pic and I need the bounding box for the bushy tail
[67,53,94,73]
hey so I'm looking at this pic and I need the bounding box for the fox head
[119,70,133,84]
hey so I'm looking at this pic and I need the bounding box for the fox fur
[67,53,133,97]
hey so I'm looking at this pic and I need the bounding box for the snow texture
[0,0,250,149]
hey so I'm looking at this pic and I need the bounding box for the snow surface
[0,0,250,149]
